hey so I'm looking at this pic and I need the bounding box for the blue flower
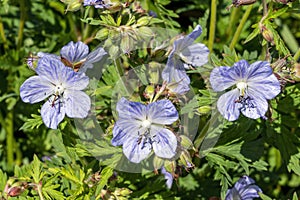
[162,25,209,94]
[83,0,108,8]
[209,60,281,121]
[111,97,179,163]
[60,41,107,72]
[161,167,173,189]
[225,175,262,200]
[20,56,91,129]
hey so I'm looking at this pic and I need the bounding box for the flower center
[54,84,65,96]
[236,81,247,97]
[142,119,152,129]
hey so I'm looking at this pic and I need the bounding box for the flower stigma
[142,119,152,129]
[236,81,247,97]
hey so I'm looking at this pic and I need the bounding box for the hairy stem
[5,111,14,170]
[229,5,253,50]
[17,0,26,50]
[0,16,8,51]
[208,0,217,52]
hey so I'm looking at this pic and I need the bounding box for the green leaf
[31,154,43,183]
[0,169,7,192]
[95,167,114,197]
[260,192,273,200]
[19,114,44,131]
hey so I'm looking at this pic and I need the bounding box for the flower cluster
[111,97,178,163]
[83,0,110,9]
[210,60,281,121]
[225,175,262,200]
[20,41,106,129]
[162,25,209,94]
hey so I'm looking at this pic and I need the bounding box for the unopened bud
[164,160,176,173]
[197,105,211,115]
[260,25,274,45]
[292,63,300,82]
[61,0,81,12]
[179,149,194,168]
[180,135,194,149]
[153,156,164,170]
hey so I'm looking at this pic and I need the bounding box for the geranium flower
[83,0,109,8]
[162,25,209,94]
[111,97,178,163]
[20,56,91,129]
[60,41,107,72]
[209,60,281,121]
[225,175,262,200]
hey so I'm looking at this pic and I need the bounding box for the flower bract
[162,25,209,94]
[225,175,262,200]
[210,60,281,121]
[20,56,91,129]
[111,97,179,163]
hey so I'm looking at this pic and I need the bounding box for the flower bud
[260,25,274,45]
[197,105,211,115]
[179,149,194,168]
[292,63,300,82]
[153,156,164,170]
[61,0,81,12]
[164,160,176,173]
[180,135,194,149]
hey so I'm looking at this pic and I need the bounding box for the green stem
[5,110,14,170]
[17,0,26,50]
[294,48,300,61]
[226,7,240,39]
[0,16,8,51]
[82,7,94,42]
[208,0,217,52]
[37,183,45,200]
[229,5,253,50]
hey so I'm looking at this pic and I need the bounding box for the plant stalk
[208,0,217,52]
[229,5,253,50]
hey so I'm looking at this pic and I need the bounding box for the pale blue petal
[116,97,147,120]
[64,71,90,91]
[247,74,281,99]
[161,167,173,189]
[122,136,152,163]
[111,119,142,146]
[232,60,249,78]
[41,96,66,129]
[60,41,89,63]
[37,52,60,60]
[152,126,177,159]
[168,81,191,95]
[80,46,108,73]
[209,66,237,92]
[180,43,209,67]
[173,25,202,53]
[217,89,242,121]
[246,61,273,81]
[240,185,262,199]
[241,89,268,119]
[20,76,54,103]
[234,176,255,191]
[162,55,189,83]
[147,100,178,125]
[64,90,91,118]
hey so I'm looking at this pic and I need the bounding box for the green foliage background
[0,0,300,199]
